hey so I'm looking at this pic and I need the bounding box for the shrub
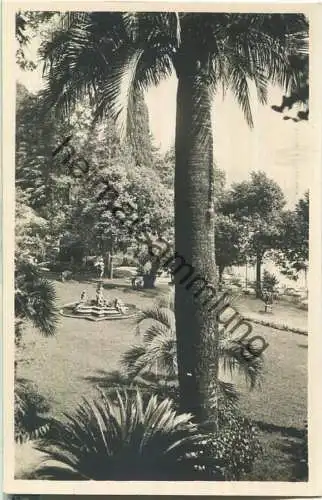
[262,270,279,293]
[47,261,70,273]
[119,254,138,267]
[34,390,225,481]
[204,399,262,480]
[230,277,242,287]
[113,267,137,278]
[15,381,51,443]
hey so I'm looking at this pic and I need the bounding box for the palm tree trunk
[175,67,219,423]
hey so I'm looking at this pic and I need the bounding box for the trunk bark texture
[143,258,160,289]
[256,253,262,298]
[218,265,225,290]
[175,64,219,424]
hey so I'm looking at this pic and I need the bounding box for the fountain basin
[60,301,138,321]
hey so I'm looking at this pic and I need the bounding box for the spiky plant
[122,292,263,397]
[34,390,224,480]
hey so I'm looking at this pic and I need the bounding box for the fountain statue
[60,282,137,321]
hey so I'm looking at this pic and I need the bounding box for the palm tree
[34,390,224,480]
[39,11,308,420]
[15,258,58,441]
[122,292,263,403]
[15,259,58,338]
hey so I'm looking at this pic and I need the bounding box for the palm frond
[156,291,175,311]
[15,262,58,336]
[219,337,263,389]
[135,305,175,336]
[228,64,254,127]
[121,345,148,377]
[217,380,240,401]
[95,45,144,139]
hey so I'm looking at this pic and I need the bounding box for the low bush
[113,267,137,279]
[119,255,138,267]
[262,270,279,293]
[204,400,262,480]
[230,277,243,287]
[47,261,71,273]
[243,316,308,335]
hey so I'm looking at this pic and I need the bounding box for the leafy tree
[38,11,307,420]
[215,214,245,287]
[67,124,173,281]
[16,11,57,69]
[15,188,49,262]
[222,172,286,297]
[275,191,309,281]
[16,83,75,247]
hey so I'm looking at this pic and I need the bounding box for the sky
[17,36,313,208]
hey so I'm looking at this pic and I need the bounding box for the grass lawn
[16,278,308,481]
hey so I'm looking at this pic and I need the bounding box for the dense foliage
[222,172,286,296]
[275,191,309,280]
[15,380,51,443]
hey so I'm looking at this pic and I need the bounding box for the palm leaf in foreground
[35,390,223,480]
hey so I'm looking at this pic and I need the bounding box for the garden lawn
[16,278,307,481]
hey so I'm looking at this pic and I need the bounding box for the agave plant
[34,390,224,480]
[122,292,263,398]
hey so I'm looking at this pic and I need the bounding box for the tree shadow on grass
[83,369,179,402]
[253,420,306,439]
[252,420,308,481]
[84,370,308,481]
[101,282,169,299]
[275,436,308,481]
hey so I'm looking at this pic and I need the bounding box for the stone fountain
[60,282,137,321]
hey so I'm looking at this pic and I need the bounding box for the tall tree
[222,172,286,297]
[215,214,246,287]
[37,11,307,421]
[275,191,309,281]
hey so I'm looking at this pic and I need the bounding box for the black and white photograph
[3,2,322,495]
